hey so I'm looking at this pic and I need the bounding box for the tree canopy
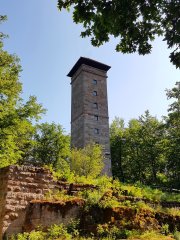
[110,84,180,188]
[0,16,45,167]
[58,0,180,68]
[31,123,70,168]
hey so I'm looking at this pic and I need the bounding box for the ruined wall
[0,165,59,238]
[0,165,180,239]
[23,199,84,232]
[0,165,95,239]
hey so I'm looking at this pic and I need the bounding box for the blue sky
[1,0,179,133]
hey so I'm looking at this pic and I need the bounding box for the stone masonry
[0,165,57,238]
[68,57,112,176]
[0,165,91,239]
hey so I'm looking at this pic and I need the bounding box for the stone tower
[67,57,111,176]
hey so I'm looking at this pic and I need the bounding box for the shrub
[97,224,131,239]
[128,230,174,239]
[47,224,71,239]
[80,189,102,206]
[99,195,121,209]
[70,143,104,178]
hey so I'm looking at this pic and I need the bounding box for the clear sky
[1,0,179,133]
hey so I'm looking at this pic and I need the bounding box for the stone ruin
[0,165,180,239]
[0,165,92,239]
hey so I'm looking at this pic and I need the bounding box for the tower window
[93,91,97,96]
[93,103,98,109]
[94,128,99,134]
[94,115,98,121]
[93,79,97,85]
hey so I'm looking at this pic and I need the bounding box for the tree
[137,111,166,184]
[110,111,166,185]
[165,82,180,188]
[110,117,126,182]
[57,0,180,68]
[0,16,45,168]
[31,123,70,169]
[70,143,104,178]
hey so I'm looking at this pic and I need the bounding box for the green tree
[165,82,180,188]
[123,118,145,183]
[70,143,104,178]
[32,123,70,169]
[57,0,180,68]
[0,16,44,168]
[110,117,126,182]
[137,111,166,184]
[110,111,166,185]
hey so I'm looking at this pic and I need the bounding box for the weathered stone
[0,165,95,239]
[23,200,84,232]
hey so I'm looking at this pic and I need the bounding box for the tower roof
[67,57,111,77]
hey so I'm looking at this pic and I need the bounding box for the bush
[70,143,104,178]
[47,224,71,240]
[97,224,131,239]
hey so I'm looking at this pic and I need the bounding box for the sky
[1,0,179,134]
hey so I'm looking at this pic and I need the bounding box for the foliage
[47,224,72,240]
[97,224,131,239]
[0,16,45,168]
[31,122,70,169]
[11,231,46,240]
[10,221,94,240]
[174,231,180,240]
[57,0,180,68]
[163,208,180,217]
[99,194,121,209]
[70,143,104,178]
[11,224,75,240]
[110,117,126,182]
[110,84,180,189]
[11,228,175,240]
[128,230,174,239]
[164,82,180,189]
[79,189,102,207]
[110,111,166,186]
[44,189,76,202]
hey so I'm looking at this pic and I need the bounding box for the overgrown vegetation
[110,94,180,189]
[10,222,179,240]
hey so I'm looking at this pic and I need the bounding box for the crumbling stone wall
[0,165,68,238]
[23,199,85,232]
[0,165,95,239]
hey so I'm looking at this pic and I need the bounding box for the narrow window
[93,79,97,85]
[94,115,98,121]
[95,141,99,144]
[93,91,97,96]
[94,128,99,134]
[93,103,98,109]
